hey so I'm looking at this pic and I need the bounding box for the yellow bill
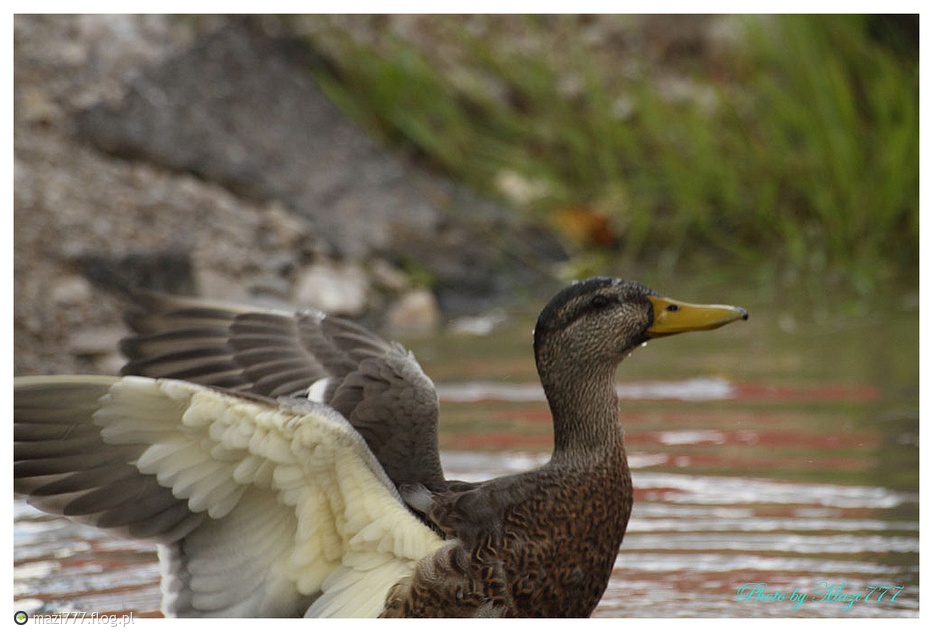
[647,295,748,338]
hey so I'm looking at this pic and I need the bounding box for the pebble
[292,260,370,316]
[49,275,93,307]
[385,288,441,332]
[67,326,124,357]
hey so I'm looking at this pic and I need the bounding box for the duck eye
[590,294,614,309]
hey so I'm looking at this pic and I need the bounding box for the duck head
[533,277,747,372]
[533,276,747,459]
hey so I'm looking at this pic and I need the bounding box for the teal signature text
[734,582,904,610]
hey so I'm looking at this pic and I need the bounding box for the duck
[14,276,747,617]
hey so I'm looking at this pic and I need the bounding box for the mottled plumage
[14,277,746,617]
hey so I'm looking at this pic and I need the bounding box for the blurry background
[13,14,918,618]
[14,14,918,374]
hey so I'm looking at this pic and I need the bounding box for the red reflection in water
[446,433,554,450]
[732,382,881,402]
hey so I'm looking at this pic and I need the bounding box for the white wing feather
[17,375,445,617]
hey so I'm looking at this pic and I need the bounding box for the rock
[450,308,508,336]
[13,15,566,376]
[495,169,551,207]
[257,201,318,252]
[80,250,197,297]
[385,288,441,333]
[369,258,409,293]
[49,275,93,307]
[192,268,244,302]
[293,260,370,316]
[67,326,124,357]
[72,19,565,311]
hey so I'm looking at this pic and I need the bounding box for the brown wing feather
[120,291,446,488]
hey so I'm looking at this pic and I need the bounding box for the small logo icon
[14,611,29,625]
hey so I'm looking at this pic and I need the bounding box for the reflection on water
[13,287,919,618]
[13,449,919,618]
[442,450,919,617]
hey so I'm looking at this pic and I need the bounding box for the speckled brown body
[383,450,632,617]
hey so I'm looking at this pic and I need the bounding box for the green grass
[300,16,918,298]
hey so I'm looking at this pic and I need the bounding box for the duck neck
[539,361,625,465]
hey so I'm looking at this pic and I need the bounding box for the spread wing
[120,292,445,488]
[14,375,444,617]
